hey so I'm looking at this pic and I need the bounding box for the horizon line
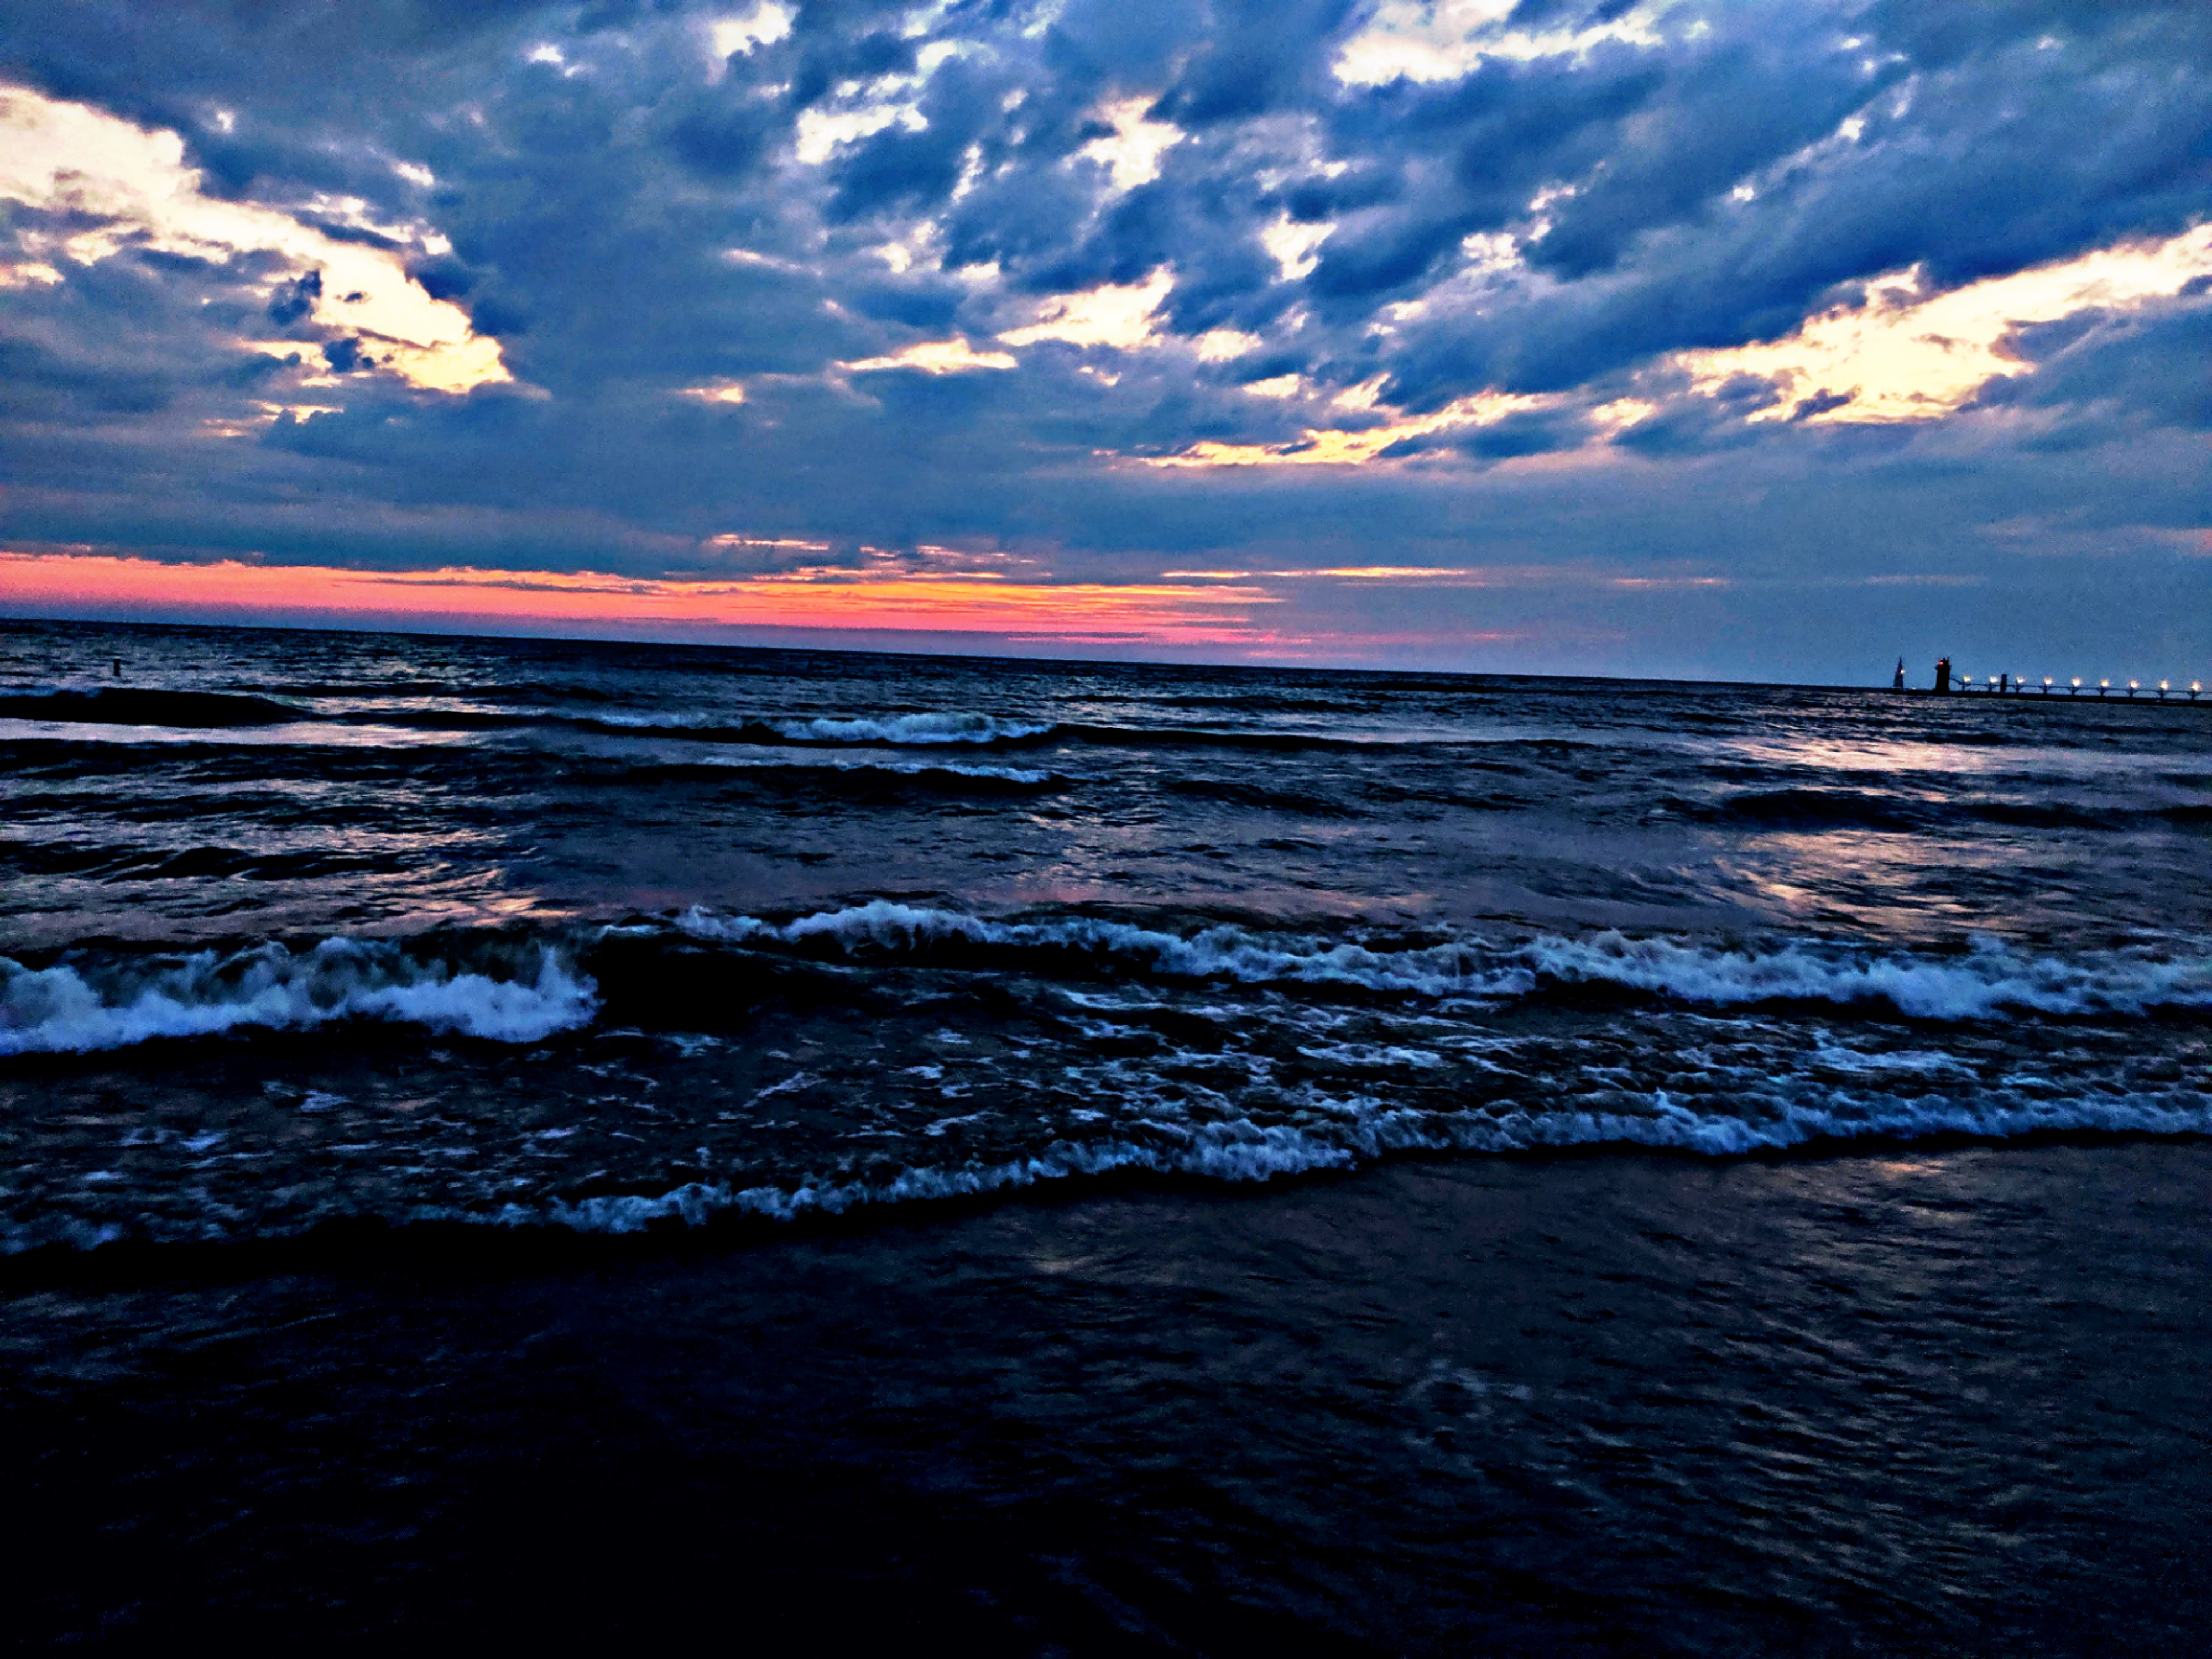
[13,608,2197,702]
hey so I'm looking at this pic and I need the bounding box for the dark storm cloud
[1,0,2207,676]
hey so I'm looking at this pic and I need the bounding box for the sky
[1,0,2207,684]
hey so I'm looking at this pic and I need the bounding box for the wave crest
[522,1082,2212,1238]
[582,710,1055,747]
[0,937,597,1054]
[769,712,1054,745]
[676,902,2212,1020]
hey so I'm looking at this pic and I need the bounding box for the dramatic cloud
[1,0,2206,680]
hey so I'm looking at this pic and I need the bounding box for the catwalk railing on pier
[1907,667,2202,700]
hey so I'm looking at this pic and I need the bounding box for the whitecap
[674,902,2212,1021]
[0,938,597,1055]
[768,712,1054,746]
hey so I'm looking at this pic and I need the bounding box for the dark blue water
[3,617,2209,1649]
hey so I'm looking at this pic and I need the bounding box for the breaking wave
[0,937,596,1054]
[768,712,1055,745]
[7,1073,2208,1255]
[677,902,2212,1020]
[9,907,2204,1061]
[523,1082,2212,1239]
[578,711,1057,747]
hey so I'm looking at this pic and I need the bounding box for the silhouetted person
[1934,656,1951,693]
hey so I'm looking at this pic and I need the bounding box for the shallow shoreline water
[8,1142,2209,1652]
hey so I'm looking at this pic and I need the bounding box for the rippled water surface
[3,617,2208,1248]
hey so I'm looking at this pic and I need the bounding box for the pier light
[2070,677,2082,693]
[2043,677,2053,693]
[2100,679,2110,695]
[2159,681,2171,699]
[2194,682,2203,700]
[2128,680,2140,697]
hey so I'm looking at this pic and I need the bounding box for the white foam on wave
[8,1015,2207,1254]
[845,759,1056,784]
[768,712,1054,746]
[585,709,1053,747]
[519,1078,2212,1239]
[0,938,597,1055]
[10,1070,2205,1255]
[675,901,2212,1020]
[529,1121,1352,1235]
[926,760,1053,782]
[1518,933,2212,1020]
[677,901,1493,995]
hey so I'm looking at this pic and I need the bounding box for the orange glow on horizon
[0,550,1281,647]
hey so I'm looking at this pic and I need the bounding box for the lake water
[3,617,2208,1648]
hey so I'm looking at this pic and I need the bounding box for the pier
[1895,665,2203,702]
